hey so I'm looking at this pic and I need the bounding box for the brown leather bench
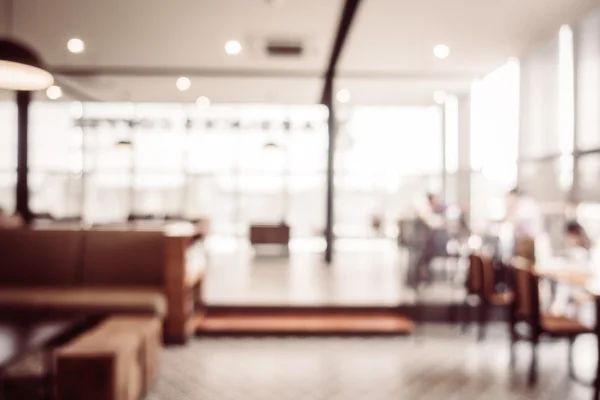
[55,325,142,400]
[0,228,199,343]
[54,315,162,400]
[0,229,165,317]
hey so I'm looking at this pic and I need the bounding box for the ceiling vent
[265,40,304,57]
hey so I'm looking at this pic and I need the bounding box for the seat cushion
[541,315,594,335]
[0,288,166,317]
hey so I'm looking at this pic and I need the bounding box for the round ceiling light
[67,38,85,54]
[433,91,447,104]
[176,76,191,91]
[336,88,351,104]
[196,96,211,107]
[225,40,242,55]
[46,85,62,100]
[433,44,450,59]
[0,38,54,91]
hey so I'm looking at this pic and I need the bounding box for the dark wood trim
[202,304,507,323]
[15,90,32,223]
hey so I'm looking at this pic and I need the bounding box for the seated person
[550,221,593,316]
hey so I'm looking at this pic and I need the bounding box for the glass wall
[573,8,600,241]
[0,101,443,239]
[518,26,574,204]
[469,60,520,230]
[2,101,329,237]
[514,24,575,247]
[0,102,16,212]
[575,9,600,205]
[335,106,443,238]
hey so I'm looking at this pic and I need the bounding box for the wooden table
[535,262,600,398]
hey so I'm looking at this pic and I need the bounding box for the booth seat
[0,228,197,342]
[0,287,166,316]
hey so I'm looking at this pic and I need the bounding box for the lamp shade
[0,38,54,91]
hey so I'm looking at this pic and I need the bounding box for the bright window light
[444,95,459,174]
[558,25,575,155]
[470,59,520,183]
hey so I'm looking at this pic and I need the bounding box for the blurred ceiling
[0,0,597,105]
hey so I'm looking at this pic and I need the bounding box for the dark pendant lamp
[0,0,53,91]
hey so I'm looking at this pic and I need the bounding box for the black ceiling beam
[321,0,363,103]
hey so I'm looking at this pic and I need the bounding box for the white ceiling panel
[0,0,598,105]
[4,0,343,71]
[340,0,598,77]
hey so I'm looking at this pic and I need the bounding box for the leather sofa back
[0,229,83,286]
[82,230,164,287]
[0,229,165,288]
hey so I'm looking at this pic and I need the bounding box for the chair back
[466,254,484,295]
[480,256,496,300]
[510,258,541,327]
[467,253,497,301]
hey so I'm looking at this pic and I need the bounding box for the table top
[535,258,600,297]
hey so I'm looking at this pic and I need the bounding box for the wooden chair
[462,253,512,340]
[508,258,594,386]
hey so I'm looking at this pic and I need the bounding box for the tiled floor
[203,237,466,306]
[149,326,597,400]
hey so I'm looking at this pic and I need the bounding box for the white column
[457,95,471,209]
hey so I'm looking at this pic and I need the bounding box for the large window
[0,102,16,212]
[18,101,329,237]
[469,60,520,227]
[335,106,443,237]
[6,101,447,238]
[575,9,600,204]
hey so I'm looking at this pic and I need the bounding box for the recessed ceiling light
[225,40,242,55]
[196,96,211,107]
[176,77,191,91]
[67,38,85,54]
[336,88,351,104]
[433,44,450,59]
[46,85,62,100]
[433,90,447,104]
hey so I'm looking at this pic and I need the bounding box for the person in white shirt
[501,188,549,263]
[550,221,593,316]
